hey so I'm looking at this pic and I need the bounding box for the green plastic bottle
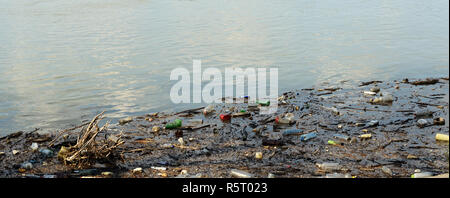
[166,119,182,129]
[328,140,337,145]
[256,100,270,106]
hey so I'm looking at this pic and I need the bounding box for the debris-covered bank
[0,77,449,178]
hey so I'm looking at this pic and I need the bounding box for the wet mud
[0,77,448,178]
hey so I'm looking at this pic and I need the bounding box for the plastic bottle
[30,143,39,151]
[39,148,54,157]
[165,119,182,129]
[187,119,203,126]
[21,162,33,170]
[328,140,344,145]
[316,162,340,171]
[230,169,253,178]
[256,100,270,106]
[178,138,184,146]
[333,134,350,141]
[417,119,429,128]
[322,106,340,115]
[411,172,433,178]
[370,92,393,104]
[436,133,449,141]
[324,173,352,178]
[232,112,250,117]
[414,110,434,118]
[300,132,317,141]
[276,113,295,124]
[203,105,214,115]
[220,114,231,121]
[327,140,337,145]
[359,134,372,139]
[370,87,380,93]
[283,129,303,136]
[363,91,377,96]
[381,166,393,176]
[366,120,379,127]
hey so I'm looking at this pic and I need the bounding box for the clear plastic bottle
[276,113,295,124]
[324,173,352,178]
[333,134,350,141]
[203,104,214,115]
[316,162,340,171]
[230,169,253,178]
[30,142,39,151]
[364,91,377,96]
[381,166,393,176]
[366,120,379,127]
[411,172,433,178]
[371,92,393,104]
[417,119,429,128]
[322,106,340,115]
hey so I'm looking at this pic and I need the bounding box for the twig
[74,111,105,148]
[409,78,439,85]
[341,106,391,113]
[316,91,333,96]
[66,122,107,162]
[175,107,205,115]
[48,123,89,147]
[413,102,442,107]
[359,81,383,87]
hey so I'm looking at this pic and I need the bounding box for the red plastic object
[220,114,231,121]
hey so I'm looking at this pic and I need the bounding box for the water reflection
[0,0,448,135]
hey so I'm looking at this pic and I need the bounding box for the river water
[0,0,448,135]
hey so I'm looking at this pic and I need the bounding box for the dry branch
[52,111,124,166]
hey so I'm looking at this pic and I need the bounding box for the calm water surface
[0,0,448,135]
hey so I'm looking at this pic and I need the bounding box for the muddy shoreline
[0,77,449,178]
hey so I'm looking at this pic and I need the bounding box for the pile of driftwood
[48,112,124,167]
